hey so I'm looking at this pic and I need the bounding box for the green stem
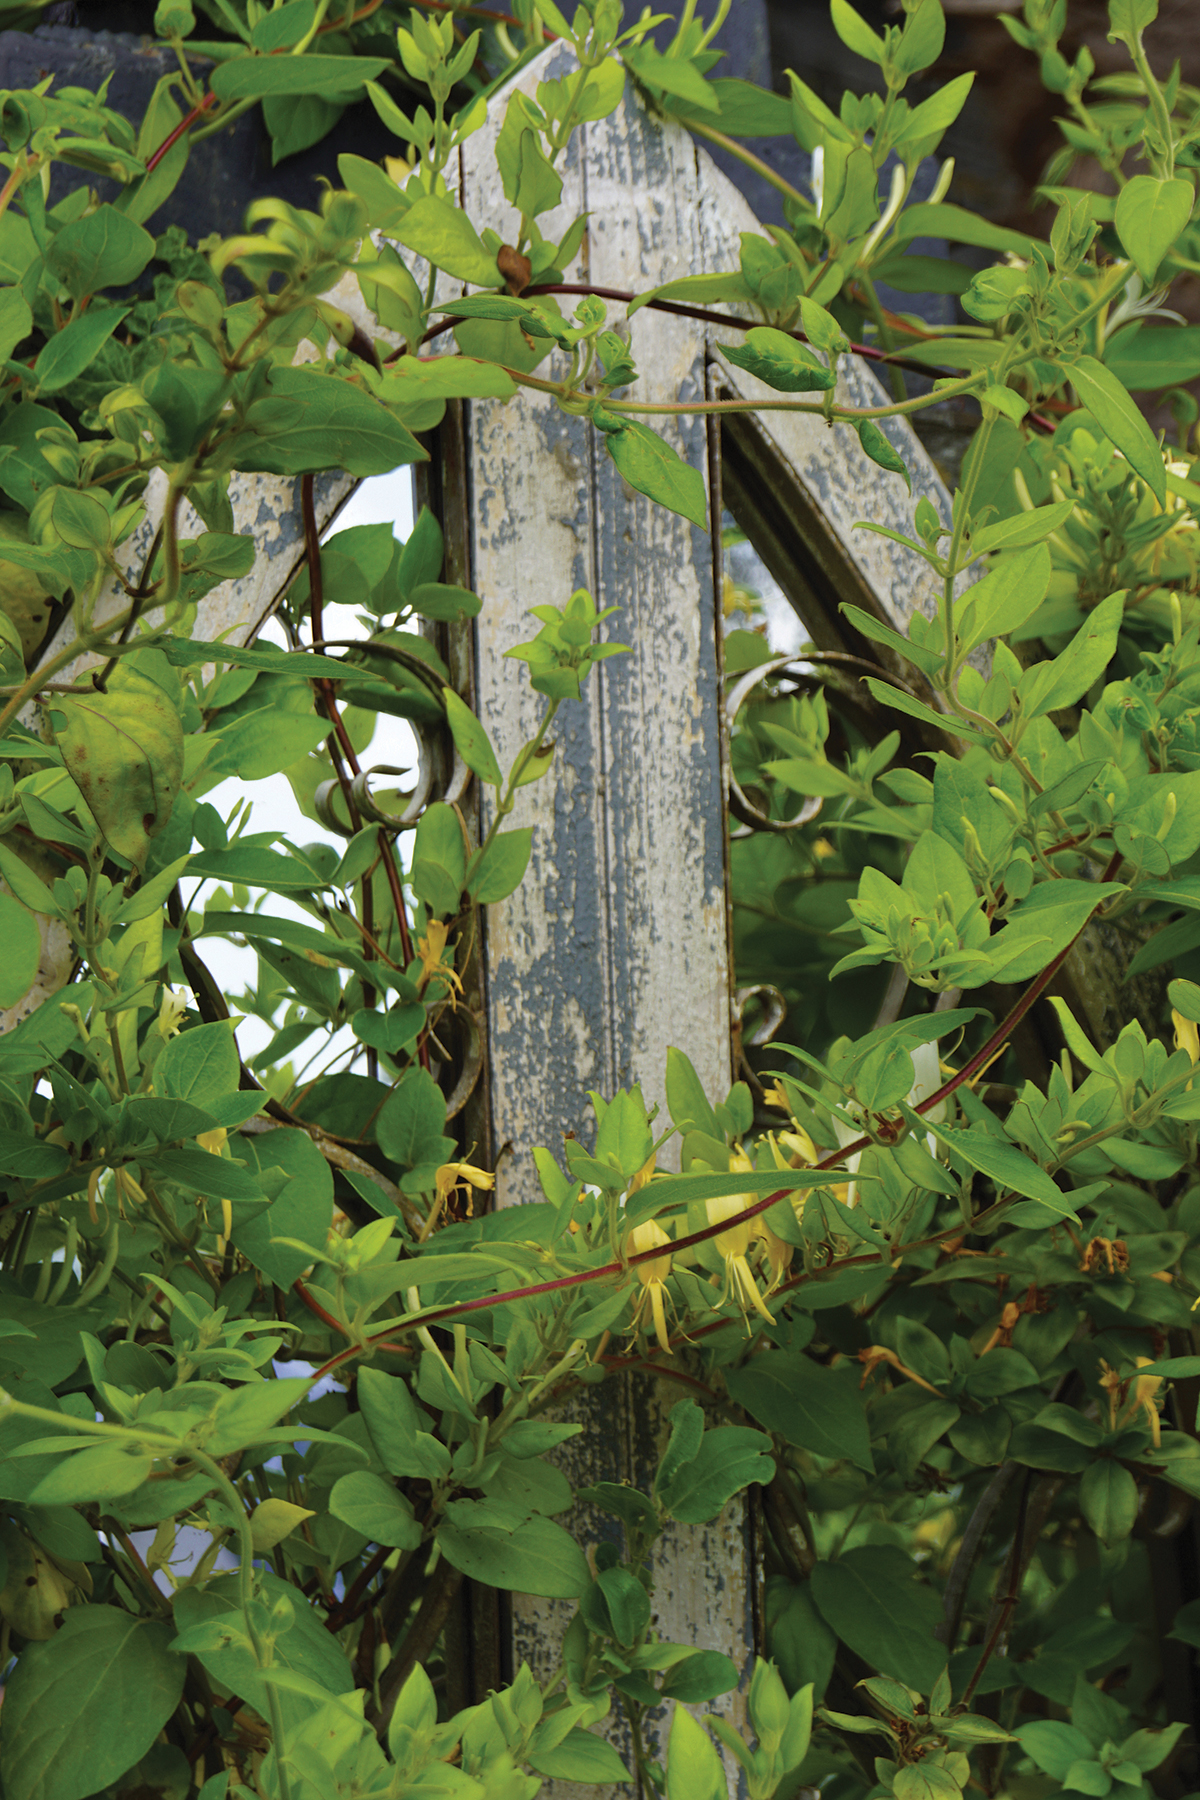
[858,272,905,405]
[0,611,136,737]
[511,364,992,421]
[685,119,810,210]
[1128,31,1175,180]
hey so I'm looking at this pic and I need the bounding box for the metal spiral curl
[725,654,824,838]
[314,714,474,839]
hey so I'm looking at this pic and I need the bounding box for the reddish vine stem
[302,857,1125,1381]
[294,1279,343,1334]
[392,284,948,378]
[145,92,216,173]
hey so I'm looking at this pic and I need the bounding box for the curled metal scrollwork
[725,655,824,838]
[733,983,788,1050]
[314,720,471,838]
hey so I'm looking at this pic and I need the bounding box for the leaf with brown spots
[50,650,183,869]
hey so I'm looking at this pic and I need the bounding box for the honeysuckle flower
[777,1127,818,1167]
[626,1219,674,1355]
[156,987,187,1039]
[757,1217,793,1294]
[1133,1356,1163,1448]
[627,1152,656,1196]
[708,1151,775,1326]
[1173,1008,1198,1072]
[767,1132,812,1259]
[196,1127,231,1242]
[417,919,462,993]
[418,1159,495,1241]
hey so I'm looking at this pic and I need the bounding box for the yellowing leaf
[249,1498,316,1552]
[50,652,183,868]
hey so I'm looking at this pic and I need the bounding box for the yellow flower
[757,1219,793,1293]
[626,1219,674,1355]
[777,1127,818,1167]
[420,1159,495,1241]
[197,1128,231,1243]
[417,919,462,993]
[1173,1008,1199,1068]
[1133,1356,1163,1448]
[707,1152,774,1326]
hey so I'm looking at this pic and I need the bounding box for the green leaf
[1017,1721,1096,1781]
[210,53,388,101]
[1065,356,1166,502]
[356,1367,435,1478]
[250,0,315,50]
[233,1127,334,1289]
[441,687,502,788]
[970,499,1076,555]
[0,1605,184,1800]
[989,879,1124,984]
[956,542,1052,647]
[528,1729,631,1785]
[721,326,835,392]
[158,1021,239,1109]
[605,420,707,527]
[1079,1459,1137,1545]
[809,1546,945,1691]
[172,1570,353,1729]
[466,828,533,904]
[46,205,154,301]
[411,800,466,917]
[408,581,482,622]
[33,307,129,397]
[829,0,884,62]
[1020,590,1123,718]
[892,72,974,150]
[628,272,753,317]
[0,889,40,1010]
[239,368,425,478]
[726,1354,874,1471]
[159,635,347,680]
[624,45,721,111]
[0,287,32,363]
[665,77,792,136]
[855,420,910,490]
[329,1470,423,1548]
[1114,175,1193,284]
[376,1068,452,1173]
[50,652,182,869]
[656,1425,775,1523]
[1105,322,1200,390]
[660,1649,739,1702]
[29,1443,155,1505]
[665,1046,721,1138]
[665,1701,726,1800]
[436,1511,589,1596]
[394,193,501,287]
[205,1376,312,1459]
[928,1122,1077,1214]
[894,203,1034,259]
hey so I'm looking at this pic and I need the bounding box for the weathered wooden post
[452,44,961,1793]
